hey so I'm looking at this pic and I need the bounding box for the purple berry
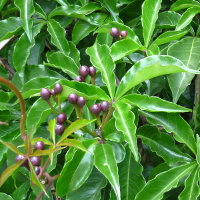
[55,123,65,135]
[100,101,109,112]
[68,93,78,104]
[110,27,120,38]
[30,156,41,166]
[51,89,56,96]
[77,97,86,108]
[75,76,84,82]
[56,113,67,124]
[35,166,40,175]
[35,141,45,150]
[40,88,51,100]
[54,83,63,94]
[15,154,28,167]
[89,66,96,77]
[79,65,89,77]
[120,30,127,38]
[90,104,101,115]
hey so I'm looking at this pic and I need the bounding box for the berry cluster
[90,101,109,115]
[55,113,67,135]
[110,27,127,40]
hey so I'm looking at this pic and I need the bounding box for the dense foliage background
[1,0,200,199]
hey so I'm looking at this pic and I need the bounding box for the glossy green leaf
[46,51,79,79]
[97,32,113,46]
[170,0,200,11]
[118,146,146,200]
[0,0,8,12]
[139,111,197,155]
[0,159,24,187]
[111,39,141,61]
[34,2,47,19]
[78,2,102,14]
[86,43,116,99]
[113,101,138,161]
[147,43,159,56]
[167,37,200,102]
[94,144,120,200]
[48,118,56,144]
[12,180,30,200]
[142,0,162,47]
[0,193,14,200]
[69,41,80,66]
[47,19,70,55]
[58,119,96,144]
[115,55,200,101]
[0,17,22,41]
[121,94,191,112]
[110,142,125,163]
[179,166,200,200]
[66,168,107,200]
[196,135,200,165]
[0,141,23,155]
[56,140,96,196]
[137,125,193,165]
[176,7,200,30]
[72,20,96,45]
[135,162,196,200]
[14,0,35,41]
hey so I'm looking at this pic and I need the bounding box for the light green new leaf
[113,101,138,161]
[111,39,141,61]
[139,111,197,155]
[167,37,200,103]
[176,7,200,30]
[178,166,200,200]
[137,125,193,166]
[0,141,23,155]
[118,146,145,200]
[48,119,56,144]
[46,51,79,79]
[47,19,70,55]
[115,55,200,101]
[135,162,196,200]
[170,0,200,11]
[94,144,120,200]
[14,0,35,41]
[142,0,162,47]
[121,94,191,113]
[86,43,116,99]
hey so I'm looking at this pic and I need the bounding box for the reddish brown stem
[38,157,50,179]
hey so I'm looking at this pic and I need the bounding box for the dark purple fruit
[100,101,109,112]
[56,113,67,124]
[30,156,41,166]
[90,104,101,115]
[15,154,28,167]
[51,89,56,96]
[35,141,45,150]
[77,97,86,108]
[110,27,120,38]
[54,83,63,94]
[68,93,78,104]
[55,123,65,135]
[89,66,96,77]
[75,76,83,82]
[35,166,40,175]
[79,65,89,77]
[40,88,51,100]
[120,30,127,38]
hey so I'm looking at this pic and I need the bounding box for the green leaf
[176,7,200,30]
[14,0,35,41]
[31,148,63,156]
[94,143,120,200]
[48,118,56,144]
[72,20,96,45]
[69,41,80,66]
[0,17,22,41]
[167,37,200,102]
[66,168,107,200]
[142,0,162,47]
[34,2,47,19]
[115,55,200,101]
[118,146,146,200]
[147,43,159,56]
[196,135,200,165]
[121,94,191,113]
[0,193,14,200]
[47,19,70,55]
[56,140,96,196]
[0,141,23,155]
[170,0,200,11]
[12,180,30,200]
[137,125,193,165]
[97,32,113,46]
[139,111,197,155]
[0,159,24,187]
[31,138,53,146]
[58,119,96,144]
[0,0,8,12]
[113,101,138,161]
[179,166,200,200]
[135,162,196,200]
[86,43,116,99]
[111,39,141,61]
[46,51,79,79]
